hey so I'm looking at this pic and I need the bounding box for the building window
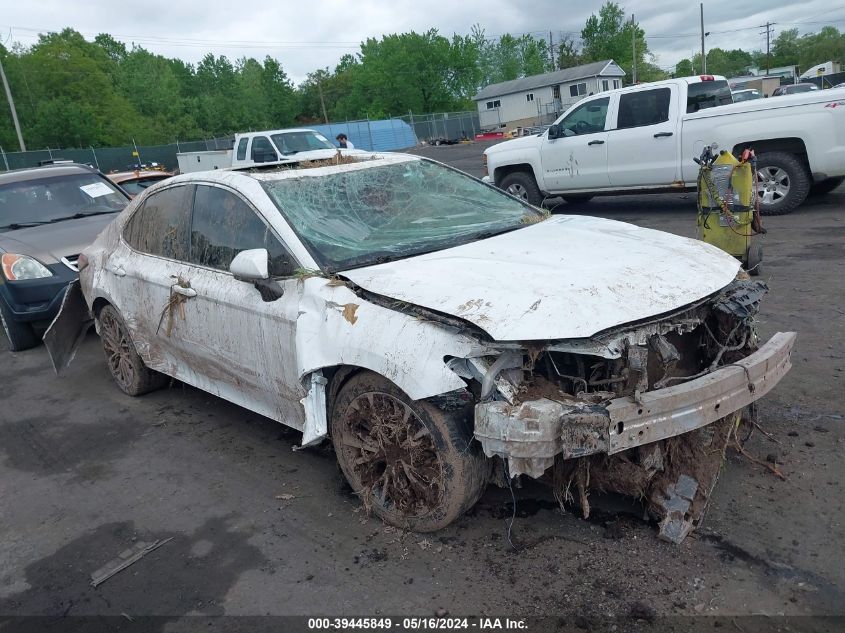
[613,79,620,89]
[569,82,587,98]
[602,79,609,91]
[552,85,561,99]
[526,93,534,102]
[485,100,501,109]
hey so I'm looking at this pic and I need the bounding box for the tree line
[0,2,842,151]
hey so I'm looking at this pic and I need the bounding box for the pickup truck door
[540,96,611,191]
[606,85,680,187]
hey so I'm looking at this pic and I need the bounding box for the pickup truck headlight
[1,253,54,280]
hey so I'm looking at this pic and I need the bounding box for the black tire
[499,171,543,207]
[809,176,845,196]
[0,298,40,352]
[97,304,167,396]
[755,151,811,216]
[562,194,594,203]
[330,371,489,532]
[746,242,763,277]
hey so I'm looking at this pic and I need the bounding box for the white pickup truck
[177,128,358,174]
[483,76,845,214]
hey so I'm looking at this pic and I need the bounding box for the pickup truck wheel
[499,171,543,207]
[98,305,168,396]
[0,298,40,352]
[809,176,845,196]
[331,371,488,532]
[755,152,810,215]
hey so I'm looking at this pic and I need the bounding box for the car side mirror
[548,124,561,139]
[230,248,269,281]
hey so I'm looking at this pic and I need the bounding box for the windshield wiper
[0,221,54,230]
[68,210,121,219]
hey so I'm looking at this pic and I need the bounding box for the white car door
[606,85,680,187]
[540,96,611,191]
[170,183,306,429]
[115,183,196,374]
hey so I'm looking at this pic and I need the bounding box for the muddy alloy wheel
[98,305,167,396]
[331,371,489,532]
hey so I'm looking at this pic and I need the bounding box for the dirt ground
[1,141,843,629]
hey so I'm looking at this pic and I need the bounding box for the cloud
[2,0,843,81]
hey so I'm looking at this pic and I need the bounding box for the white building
[473,60,626,130]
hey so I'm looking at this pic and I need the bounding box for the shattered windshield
[261,158,542,271]
[0,173,128,231]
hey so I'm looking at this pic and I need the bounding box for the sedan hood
[342,215,741,341]
[0,214,118,264]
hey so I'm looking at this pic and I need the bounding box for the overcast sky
[2,0,843,83]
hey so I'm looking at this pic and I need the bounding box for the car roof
[107,171,173,184]
[165,153,420,187]
[0,163,98,186]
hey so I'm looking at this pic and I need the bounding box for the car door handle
[653,132,673,138]
[588,140,605,146]
[171,285,197,298]
[109,266,126,277]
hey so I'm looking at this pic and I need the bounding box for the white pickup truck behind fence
[483,76,845,214]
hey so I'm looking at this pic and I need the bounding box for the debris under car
[45,153,796,543]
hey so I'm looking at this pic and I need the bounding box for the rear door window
[617,88,671,128]
[123,185,192,259]
[236,137,249,161]
[189,185,296,277]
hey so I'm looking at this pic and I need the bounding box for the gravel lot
[2,141,843,628]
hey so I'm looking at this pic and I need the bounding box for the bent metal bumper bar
[474,332,796,478]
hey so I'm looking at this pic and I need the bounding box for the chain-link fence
[398,111,481,143]
[2,113,452,173]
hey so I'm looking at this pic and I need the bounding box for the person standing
[336,133,354,149]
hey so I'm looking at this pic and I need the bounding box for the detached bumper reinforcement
[474,332,796,478]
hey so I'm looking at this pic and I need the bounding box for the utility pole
[631,14,637,83]
[317,79,329,124]
[549,30,555,70]
[759,23,776,75]
[700,3,707,74]
[0,56,26,151]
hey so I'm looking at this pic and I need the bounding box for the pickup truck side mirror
[548,124,561,139]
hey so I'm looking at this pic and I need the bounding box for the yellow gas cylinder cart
[695,144,765,275]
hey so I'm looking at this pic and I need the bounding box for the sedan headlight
[1,253,54,280]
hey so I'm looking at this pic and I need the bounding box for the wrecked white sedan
[47,154,795,542]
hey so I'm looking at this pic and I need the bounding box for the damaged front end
[466,279,795,543]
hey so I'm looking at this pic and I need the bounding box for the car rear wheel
[755,152,810,215]
[0,299,40,352]
[499,171,543,207]
[98,305,167,396]
[330,371,489,532]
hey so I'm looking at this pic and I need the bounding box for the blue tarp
[309,119,418,152]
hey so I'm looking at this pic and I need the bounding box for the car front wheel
[98,304,167,396]
[331,371,489,532]
[499,171,543,207]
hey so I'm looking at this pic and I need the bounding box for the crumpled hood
[0,214,118,264]
[342,215,741,341]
